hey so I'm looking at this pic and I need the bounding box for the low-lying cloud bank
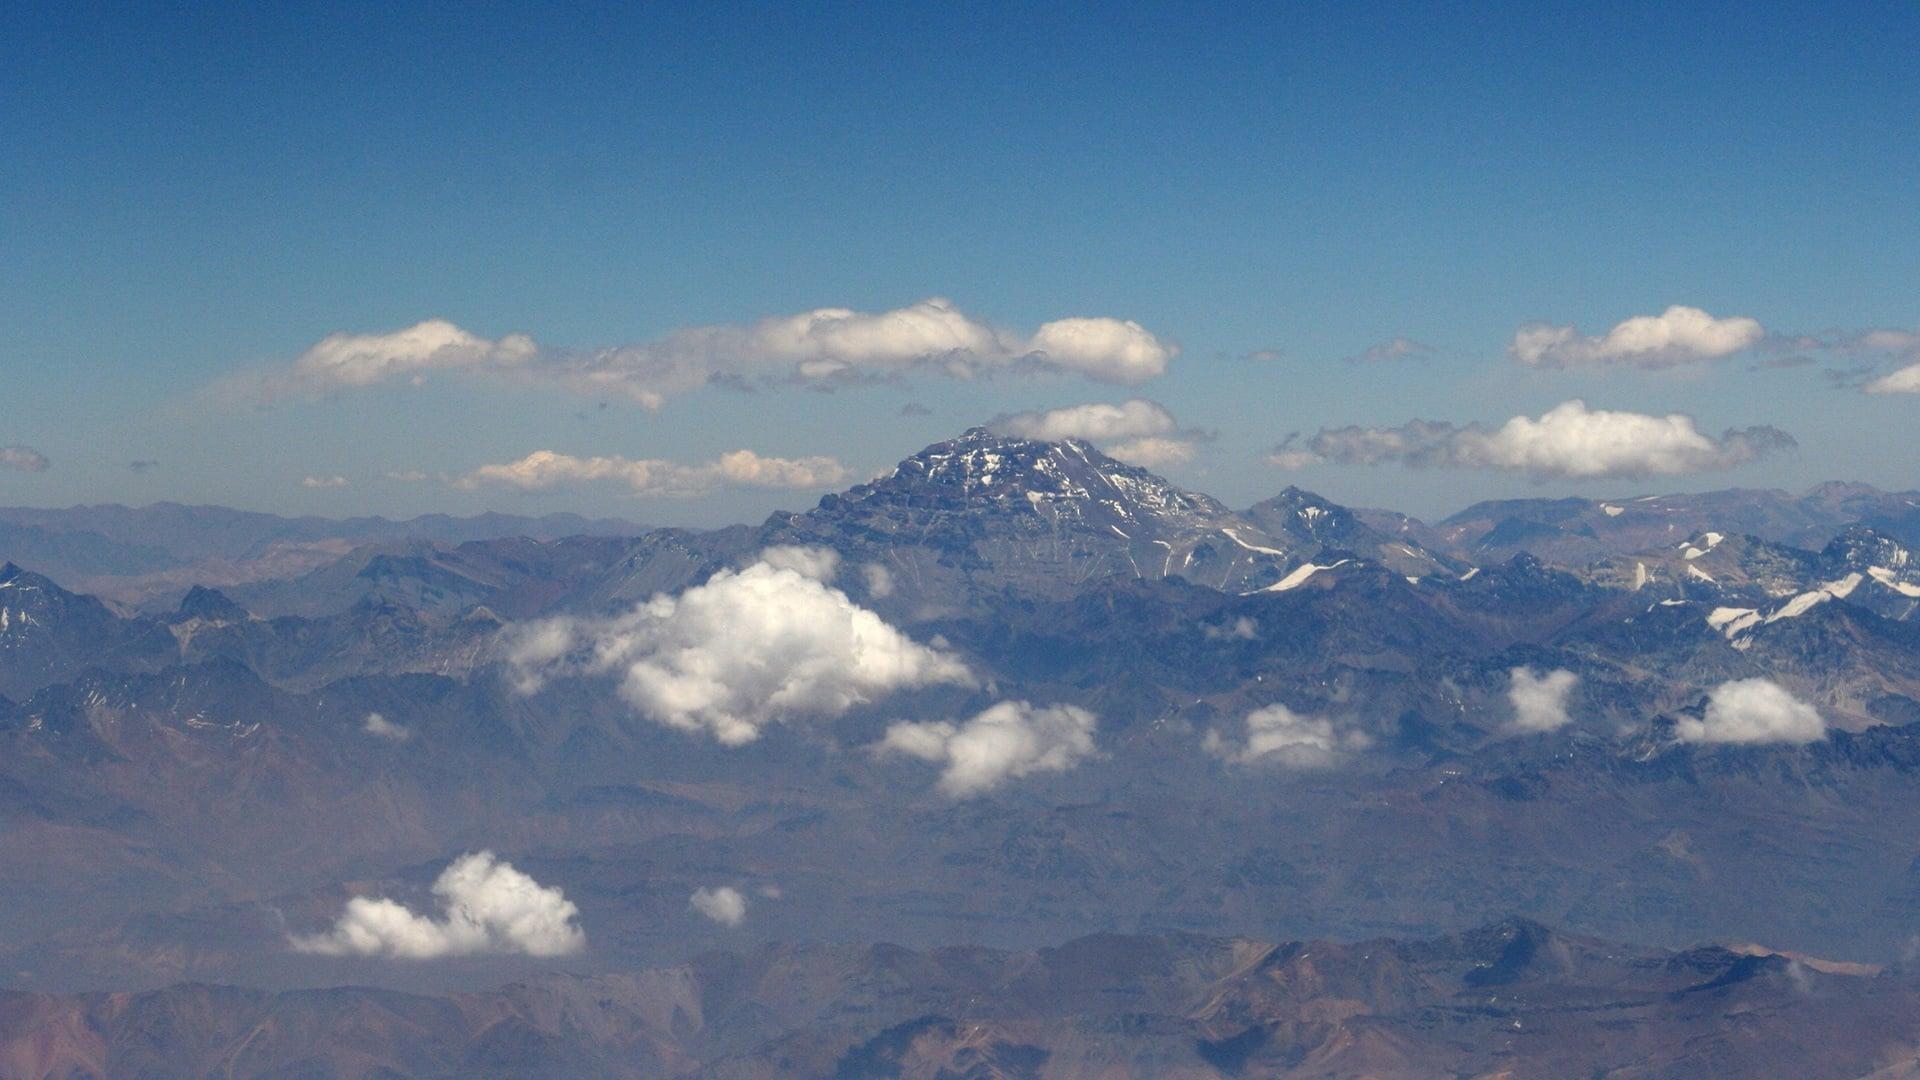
[1511,306,1764,369]
[1271,400,1793,480]
[455,448,849,496]
[0,446,50,473]
[506,549,971,745]
[291,852,584,959]
[226,300,1175,408]
[1204,703,1369,767]
[1508,667,1579,733]
[992,398,1202,467]
[882,701,1099,797]
[1676,678,1826,745]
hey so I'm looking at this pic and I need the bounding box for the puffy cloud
[1204,703,1369,767]
[301,475,348,489]
[756,545,840,580]
[455,449,849,497]
[860,563,896,598]
[362,712,410,741]
[230,301,1173,408]
[997,399,1175,443]
[290,319,539,390]
[1277,400,1792,480]
[1345,337,1434,365]
[993,399,1201,468]
[690,886,748,926]
[291,851,584,959]
[1866,363,1920,394]
[0,446,50,473]
[1676,677,1825,745]
[1507,667,1578,733]
[1203,616,1258,641]
[881,701,1099,797]
[1512,305,1764,369]
[1104,436,1198,468]
[1023,318,1173,382]
[506,555,972,745]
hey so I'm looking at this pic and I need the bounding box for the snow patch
[1221,527,1287,557]
[1254,560,1349,593]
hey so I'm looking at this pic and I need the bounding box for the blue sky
[3,1,1917,524]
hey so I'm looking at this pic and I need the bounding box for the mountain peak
[853,429,1227,527]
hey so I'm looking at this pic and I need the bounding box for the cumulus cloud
[505,555,972,745]
[362,712,410,741]
[454,448,849,497]
[1273,400,1792,480]
[860,563,895,598]
[756,544,841,580]
[993,399,1202,467]
[881,701,1099,797]
[1512,305,1764,369]
[1676,677,1826,745]
[1866,362,1920,394]
[291,851,584,959]
[301,475,348,489]
[1204,703,1369,767]
[227,300,1174,409]
[1507,667,1578,733]
[0,446,50,473]
[690,886,748,926]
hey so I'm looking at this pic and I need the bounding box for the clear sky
[4,1,1918,525]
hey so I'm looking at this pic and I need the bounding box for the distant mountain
[1,921,1912,1079]
[1243,486,1458,578]
[0,563,175,699]
[1427,483,1920,565]
[0,504,646,607]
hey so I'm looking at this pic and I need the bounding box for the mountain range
[5,428,1920,1076]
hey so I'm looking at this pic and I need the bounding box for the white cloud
[1204,703,1369,767]
[290,851,584,959]
[505,555,972,745]
[755,545,841,581]
[1507,667,1578,733]
[1512,305,1765,369]
[1676,677,1826,745]
[1866,363,1920,394]
[881,701,1099,797]
[1023,318,1173,383]
[1281,400,1793,480]
[993,399,1200,467]
[1203,616,1258,641]
[690,886,748,926]
[997,399,1175,443]
[454,449,849,497]
[0,446,49,473]
[231,301,1174,408]
[860,563,896,598]
[1103,436,1198,468]
[289,319,539,390]
[362,712,411,741]
[301,475,348,489]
